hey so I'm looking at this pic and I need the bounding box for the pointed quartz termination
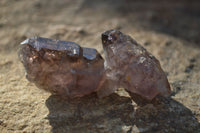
[101,30,171,102]
[19,37,104,98]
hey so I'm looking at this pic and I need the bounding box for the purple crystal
[19,37,104,98]
[100,30,171,101]
[19,31,171,104]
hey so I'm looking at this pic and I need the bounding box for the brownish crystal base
[19,37,104,98]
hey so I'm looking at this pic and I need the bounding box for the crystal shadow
[45,93,200,133]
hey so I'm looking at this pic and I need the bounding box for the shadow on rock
[45,93,134,133]
[133,97,200,133]
[46,93,200,133]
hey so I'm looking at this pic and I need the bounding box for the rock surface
[0,0,200,132]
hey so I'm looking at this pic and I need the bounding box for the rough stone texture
[19,37,104,99]
[0,0,200,132]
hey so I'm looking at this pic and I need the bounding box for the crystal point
[19,37,104,98]
[101,29,171,100]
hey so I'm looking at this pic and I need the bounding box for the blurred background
[0,0,200,132]
[1,0,200,52]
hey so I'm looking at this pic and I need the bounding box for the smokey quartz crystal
[19,37,104,98]
[100,30,171,102]
[19,30,171,104]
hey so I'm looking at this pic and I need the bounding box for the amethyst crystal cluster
[19,30,171,103]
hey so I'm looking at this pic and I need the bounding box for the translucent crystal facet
[101,30,171,100]
[19,31,171,103]
[19,37,104,98]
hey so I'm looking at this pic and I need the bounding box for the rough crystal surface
[19,31,171,102]
[101,30,171,100]
[19,37,104,98]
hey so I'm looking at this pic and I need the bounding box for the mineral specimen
[101,29,171,101]
[18,37,104,98]
[19,31,171,103]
